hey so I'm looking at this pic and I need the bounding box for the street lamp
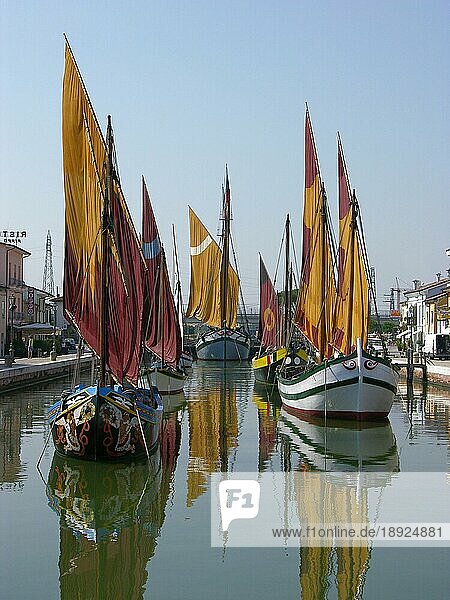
[8,296,17,359]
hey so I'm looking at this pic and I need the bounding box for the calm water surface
[1,365,449,599]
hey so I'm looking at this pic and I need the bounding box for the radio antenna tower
[42,230,55,295]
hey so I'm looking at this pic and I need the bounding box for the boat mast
[220,167,231,329]
[99,115,113,386]
[283,214,291,348]
[345,189,357,352]
[319,183,328,362]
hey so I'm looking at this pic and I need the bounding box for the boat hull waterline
[141,367,186,395]
[277,347,398,421]
[47,384,163,461]
[196,328,250,361]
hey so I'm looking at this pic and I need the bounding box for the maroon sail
[62,43,145,384]
[258,255,280,350]
[142,177,182,367]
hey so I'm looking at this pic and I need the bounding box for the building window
[1,301,4,319]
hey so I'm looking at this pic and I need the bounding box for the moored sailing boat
[140,177,186,394]
[186,168,250,361]
[46,39,163,461]
[253,215,306,384]
[278,107,398,420]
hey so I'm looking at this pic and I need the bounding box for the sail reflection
[278,410,399,600]
[46,410,182,599]
[186,364,251,507]
[252,385,281,471]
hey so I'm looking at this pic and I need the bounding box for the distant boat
[186,167,250,361]
[47,38,162,461]
[278,106,398,420]
[140,177,186,395]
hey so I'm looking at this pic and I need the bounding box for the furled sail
[186,206,239,328]
[257,255,280,349]
[142,177,182,367]
[333,135,369,354]
[295,107,336,359]
[62,41,146,384]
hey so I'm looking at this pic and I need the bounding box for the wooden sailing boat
[252,215,307,384]
[252,252,286,383]
[278,107,398,420]
[140,177,186,394]
[186,167,250,361]
[46,39,163,461]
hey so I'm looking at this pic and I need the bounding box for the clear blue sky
[1,1,449,311]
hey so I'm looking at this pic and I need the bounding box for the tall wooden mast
[99,115,113,386]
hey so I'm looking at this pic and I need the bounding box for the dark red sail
[142,177,181,367]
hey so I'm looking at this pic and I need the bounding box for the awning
[15,323,61,334]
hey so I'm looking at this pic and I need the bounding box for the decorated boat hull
[196,327,250,361]
[47,384,163,461]
[277,343,398,421]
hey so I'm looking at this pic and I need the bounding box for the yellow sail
[186,206,239,328]
[62,41,105,313]
[186,385,238,507]
[333,136,369,354]
[295,108,336,359]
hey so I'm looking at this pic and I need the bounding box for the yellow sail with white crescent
[186,206,239,328]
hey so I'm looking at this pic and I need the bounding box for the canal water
[1,364,449,599]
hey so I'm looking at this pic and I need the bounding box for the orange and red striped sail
[295,107,336,359]
[62,41,146,384]
[333,135,369,354]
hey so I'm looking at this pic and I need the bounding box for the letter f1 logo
[219,480,260,532]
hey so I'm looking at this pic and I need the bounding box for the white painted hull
[196,328,250,361]
[140,367,186,395]
[277,342,398,420]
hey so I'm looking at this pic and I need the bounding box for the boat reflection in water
[278,410,399,600]
[46,410,182,599]
[186,364,252,507]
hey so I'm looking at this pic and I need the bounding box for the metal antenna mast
[42,230,55,295]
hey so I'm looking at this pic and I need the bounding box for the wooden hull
[141,367,186,395]
[196,328,250,361]
[277,343,398,421]
[47,384,163,461]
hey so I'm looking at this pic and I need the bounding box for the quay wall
[0,355,93,393]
